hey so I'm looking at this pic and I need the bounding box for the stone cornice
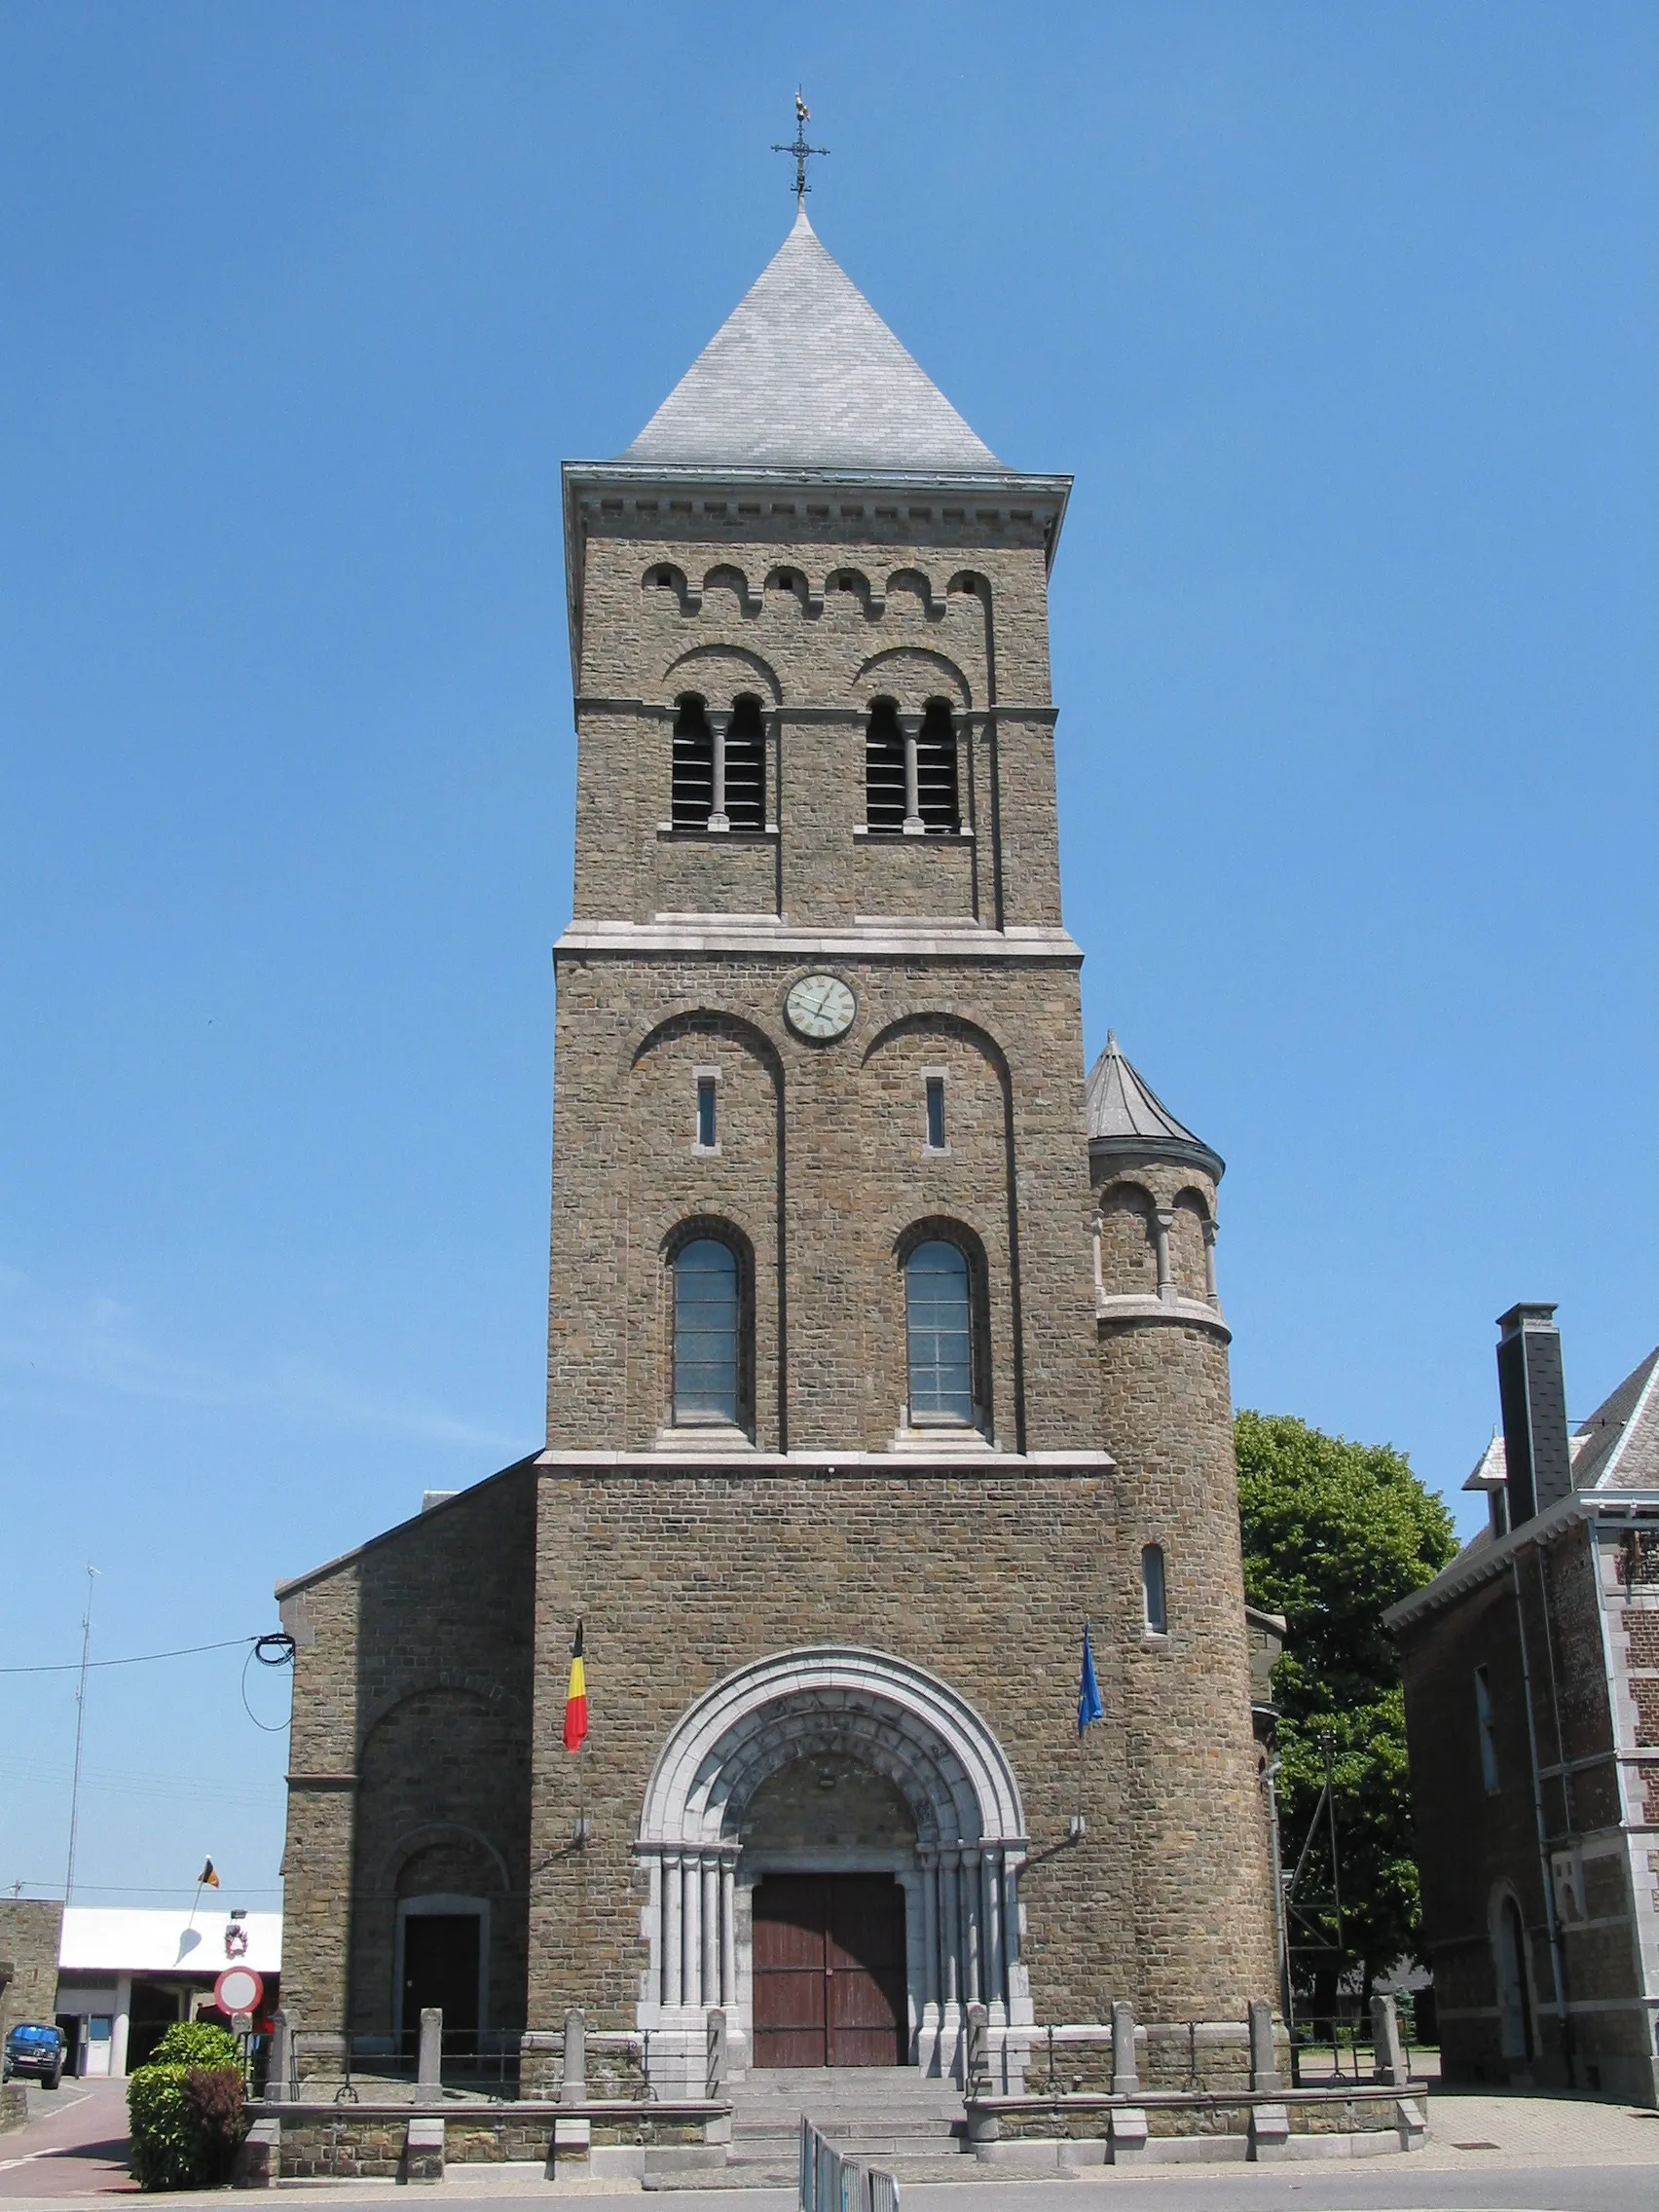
[535,1448,1114,1474]
[562,459,1073,689]
[553,921,1083,962]
[1095,1294,1231,1345]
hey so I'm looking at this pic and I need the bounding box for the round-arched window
[904,1238,974,1423]
[674,1237,740,1423]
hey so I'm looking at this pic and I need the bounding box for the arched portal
[636,1647,1029,2084]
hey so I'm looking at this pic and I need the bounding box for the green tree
[1235,1411,1456,2004]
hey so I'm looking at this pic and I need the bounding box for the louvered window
[723,698,765,830]
[866,701,906,831]
[916,701,959,833]
[672,699,714,827]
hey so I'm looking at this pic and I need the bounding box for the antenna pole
[64,1565,98,1904]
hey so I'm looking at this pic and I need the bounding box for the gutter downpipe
[1510,1547,1572,2085]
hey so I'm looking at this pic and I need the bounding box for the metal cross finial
[772,88,828,204]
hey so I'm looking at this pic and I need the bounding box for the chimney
[1495,1303,1572,1525]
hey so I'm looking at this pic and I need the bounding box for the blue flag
[1077,1622,1104,1735]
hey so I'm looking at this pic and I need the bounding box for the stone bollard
[964,2003,989,2096]
[1108,2004,1147,2166]
[1371,1993,1406,2086]
[551,2009,591,2168]
[416,2008,442,2098]
[1248,1999,1282,2093]
[560,2007,587,2103]
[705,2009,727,2100]
[266,2009,291,2104]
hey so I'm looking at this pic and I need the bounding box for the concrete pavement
[0,2079,1651,2210]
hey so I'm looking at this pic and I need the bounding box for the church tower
[275,198,1276,2105]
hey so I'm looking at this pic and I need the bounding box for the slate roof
[1576,1346,1659,1490]
[619,206,1008,476]
[1084,1033,1223,1178]
[1456,1346,1659,1498]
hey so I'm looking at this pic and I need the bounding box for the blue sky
[2,4,1654,1907]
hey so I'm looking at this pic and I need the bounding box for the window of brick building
[672,697,715,827]
[865,700,960,834]
[694,1073,718,1152]
[1475,1666,1500,1794]
[904,1239,974,1423]
[673,1237,741,1424]
[925,1075,946,1153]
[1142,1543,1167,1636]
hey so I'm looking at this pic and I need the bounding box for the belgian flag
[562,1622,588,1752]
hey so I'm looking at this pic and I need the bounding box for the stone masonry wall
[547,955,1101,1456]
[276,1462,539,2036]
[526,1462,1271,2034]
[0,1900,62,2042]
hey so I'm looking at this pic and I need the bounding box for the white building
[55,1906,281,2077]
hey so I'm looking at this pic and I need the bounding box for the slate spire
[1085,1032,1224,1180]
[619,207,1007,476]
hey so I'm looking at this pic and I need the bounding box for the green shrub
[127,2061,247,2190]
[149,2021,243,2071]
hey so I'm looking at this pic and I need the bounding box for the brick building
[1388,1306,1659,2104]
[276,204,1276,2091]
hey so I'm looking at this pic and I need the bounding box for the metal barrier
[798,2117,900,2212]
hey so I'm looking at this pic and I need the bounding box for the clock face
[785,973,857,1041]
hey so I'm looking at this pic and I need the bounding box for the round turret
[1087,1034,1277,2031]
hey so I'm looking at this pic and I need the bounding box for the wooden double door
[751,1874,906,2068]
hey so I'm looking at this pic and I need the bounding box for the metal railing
[323,2029,521,2102]
[798,2117,900,2212]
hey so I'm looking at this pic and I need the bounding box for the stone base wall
[0,1900,63,2044]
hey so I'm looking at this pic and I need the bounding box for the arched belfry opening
[634,1648,1030,2089]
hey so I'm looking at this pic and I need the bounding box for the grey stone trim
[1095,1294,1232,1345]
[553,922,1083,961]
[535,1448,1113,1472]
[576,696,1057,725]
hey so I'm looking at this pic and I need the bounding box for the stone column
[682,1856,702,2008]
[707,710,731,832]
[984,1852,1003,2010]
[1153,1207,1174,1302]
[266,2008,291,2103]
[940,1850,961,2009]
[663,1854,682,2007]
[899,712,924,834]
[719,1859,737,2009]
[919,1857,940,2019]
[701,1858,719,2012]
[963,1854,981,2006]
[1110,2001,1138,2095]
[1202,1217,1220,1305]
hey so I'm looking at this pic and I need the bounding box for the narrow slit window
[1476,1666,1500,1794]
[1142,1543,1167,1635]
[925,1076,945,1151]
[695,1076,717,1151]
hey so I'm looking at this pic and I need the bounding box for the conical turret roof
[1085,1033,1224,1179]
[619,206,1007,476]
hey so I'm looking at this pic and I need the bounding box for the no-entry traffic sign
[213,1965,264,2016]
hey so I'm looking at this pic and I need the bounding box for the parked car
[4,2023,65,2088]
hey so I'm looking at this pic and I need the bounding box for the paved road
[0,2078,131,2199]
